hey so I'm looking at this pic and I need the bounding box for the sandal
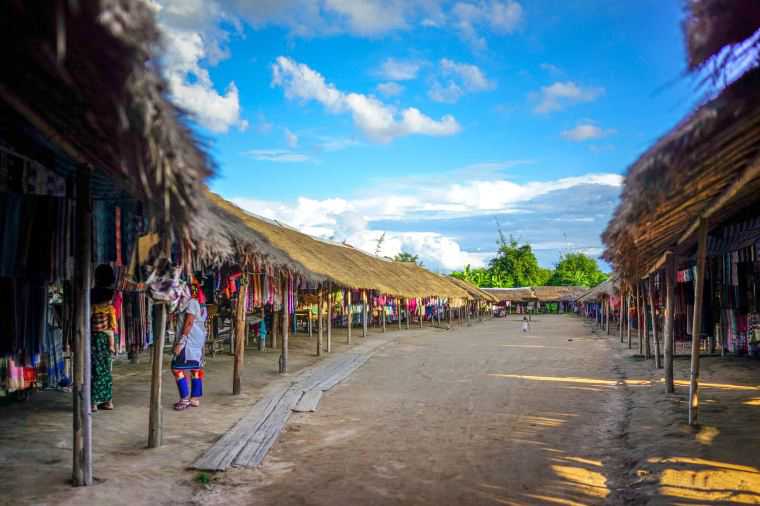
[99,401,114,410]
[189,399,200,407]
[174,399,191,411]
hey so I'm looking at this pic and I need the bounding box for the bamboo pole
[317,286,323,356]
[72,166,92,486]
[397,298,401,331]
[405,298,410,330]
[347,290,352,344]
[637,283,643,355]
[689,218,709,425]
[418,298,423,328]
[327,283,332,352]
[605,297,610,335]
[627,290,632,348]
[280,277,289,374]
[232,275,248,394]
[649,275,661,368]
[620,290,625,343]
[664,251,676,393]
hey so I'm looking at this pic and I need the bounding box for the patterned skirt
[91,331,113,404]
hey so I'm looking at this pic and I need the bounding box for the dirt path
[197,315,627,505]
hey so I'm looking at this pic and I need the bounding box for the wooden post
[327,283,332,352]
[397,298,401,331]
[72,166,92,486]
[418,298,423,328]
[627,290,632,348]
[649,275,661,368]
[308,305,313,337]
[637,283,643,355]
[280,277,289,374]
[643,281,651,358]
[381,297,386,332]
[620,290,625,343]
[347,290,352,344]
[317,286,323,356]
[362,290,368,337]
[689,218,708,425]
[664,251,676,393]
[405,298,410,330]
[271,305,278,349]
[605,297,610,335]
[232,275,248,394]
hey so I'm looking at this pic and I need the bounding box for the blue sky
[154,0,699,272]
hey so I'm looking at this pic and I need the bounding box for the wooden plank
[234,389,303,468]
[689,218,708,425]
[293,390,323,413]
[192,383,289,470]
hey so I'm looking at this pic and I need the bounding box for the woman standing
[90,264,117,411]
[171,277,208,411]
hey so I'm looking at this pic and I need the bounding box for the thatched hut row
[0,0,496,487]
[598,3,760,425]
[482,285,588,314]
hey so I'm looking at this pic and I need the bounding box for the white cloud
[271,56,461,143]
[452,0,523,49]
[561,122,617,141]
[284,128,299,147]
[227,169,621,270]
[153,0,248,133]
[324,0,409,35]
[374,58,422,80]
[243,149,315,163]
[428,81,463,103]
[539,62,563,76]
[376,82,405,97]
[440,59,494,91]
[531,81,604,114]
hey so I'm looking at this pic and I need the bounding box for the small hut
[532,286,589,313]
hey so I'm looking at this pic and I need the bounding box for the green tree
[394,251,423,265]
[546,251,609,287]
[488,230,547,287]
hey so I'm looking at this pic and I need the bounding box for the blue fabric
[175,376,189,398]
[191,377,202,397]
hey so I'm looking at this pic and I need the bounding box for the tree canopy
[450,223,608,289]
[394,251,423,265]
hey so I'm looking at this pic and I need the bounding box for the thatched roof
[601,66,760,280]
[205,192,482,300]
[446,276,500,302]
[577,280,616,303]
[684,0,760,71]
[533,286,589,302]
[1,0,215,251]
[482,287,536,302]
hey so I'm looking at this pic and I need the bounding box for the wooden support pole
[405,298,410,330]
[327,283,332,352]
[418,298,423,328]
[232,275,248,394]
[347,290,352,344]
[271,304,277,349]
[627,290,632,348]
[72,166,92,486]
[689,218,708,425]
[637,283,643,355]
[397,298,401,331]
[362,290,368,337]
[317,286,323,356]
[381,297,386,332]
[149,302,168,448]
[308,305,313,337]
[280,277,289,374]
[643,281,651,359]
[605,297,610,335]
[620,291,625,343]
[664,251,676,393]
[649,275,661,368]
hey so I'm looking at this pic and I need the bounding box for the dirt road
[198,315,627,505]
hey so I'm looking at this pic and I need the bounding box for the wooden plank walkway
[193,336,390,471]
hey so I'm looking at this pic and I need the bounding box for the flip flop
[174,399,191,411]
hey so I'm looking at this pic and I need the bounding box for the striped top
[91,303,118,333]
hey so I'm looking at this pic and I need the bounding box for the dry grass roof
[533,286,589,302]
[481,287,536,302]
[206,192,490,300]
[577,280,616,303]
[602,66,760,281]
[1,0,216,254]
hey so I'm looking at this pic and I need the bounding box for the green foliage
[195,472,212,486]
[450,221,608,289]
[394,251,423,266]
[545,252,609,288]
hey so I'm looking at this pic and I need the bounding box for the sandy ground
[3,315,760,505]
